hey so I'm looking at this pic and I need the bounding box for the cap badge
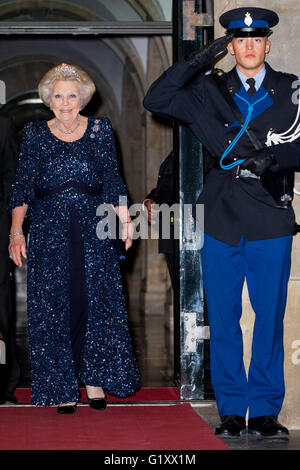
[244,12,253,27]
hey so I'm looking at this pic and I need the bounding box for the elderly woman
[8,63,140,413]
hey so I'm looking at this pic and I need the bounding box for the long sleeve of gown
[7,122,36,216]
[102,119,128,207]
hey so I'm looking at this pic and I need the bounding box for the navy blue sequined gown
[9,117,141,405]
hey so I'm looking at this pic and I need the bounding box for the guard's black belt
[35,180,103,199]
[212,158,259,178]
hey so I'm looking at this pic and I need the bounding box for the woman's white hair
[38,63,96,109]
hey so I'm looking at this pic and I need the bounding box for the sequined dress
[9,117,141,405]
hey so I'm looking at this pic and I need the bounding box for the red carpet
[0,404,229,450]
[14,387,180,403]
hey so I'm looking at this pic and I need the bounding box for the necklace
[55,115,81,134]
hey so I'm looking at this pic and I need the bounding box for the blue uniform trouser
[201,234,292,418]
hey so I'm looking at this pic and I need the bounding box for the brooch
[90,119,101,138]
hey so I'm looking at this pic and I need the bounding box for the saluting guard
[143,7,300,438]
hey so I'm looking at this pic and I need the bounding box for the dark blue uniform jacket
[143,61,300,245]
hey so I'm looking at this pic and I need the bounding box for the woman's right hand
[9,234,27,267]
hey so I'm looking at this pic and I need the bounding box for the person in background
[0,115,19,405]
[144,151,175,288]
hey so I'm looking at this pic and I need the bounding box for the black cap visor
[227,27,272,38]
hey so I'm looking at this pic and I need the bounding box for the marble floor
[192,403,300,451]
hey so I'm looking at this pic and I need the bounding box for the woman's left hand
[121,221,134,250]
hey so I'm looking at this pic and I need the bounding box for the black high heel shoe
[87,393,107,410]
[57,403,77,414]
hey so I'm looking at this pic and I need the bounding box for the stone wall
[214,0,300,428]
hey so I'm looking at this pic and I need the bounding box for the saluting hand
[186,34,234,69]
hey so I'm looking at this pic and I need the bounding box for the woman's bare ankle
[85,385,105,399]
[58,402,76,406]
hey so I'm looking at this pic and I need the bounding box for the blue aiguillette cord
[220,92,269,170]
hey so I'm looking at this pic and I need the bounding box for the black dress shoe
[57,403,77,414]
[248,416,289,439]
[87,394,107,410]
[215,415,246,438]
[0,392,18,405]
[6,392,18,404]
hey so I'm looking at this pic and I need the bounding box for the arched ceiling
[0,0,172,21]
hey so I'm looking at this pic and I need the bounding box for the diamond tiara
[53,62,80,79]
